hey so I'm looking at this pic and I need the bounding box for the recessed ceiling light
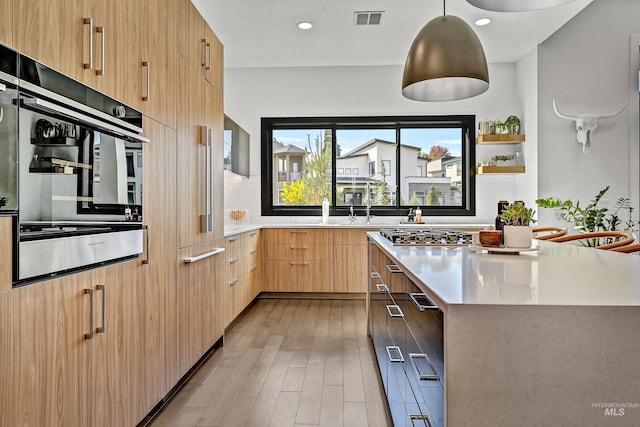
[297,22,313,30]
[475,17,492,26]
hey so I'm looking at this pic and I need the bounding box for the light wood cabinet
[13,0,140,109]
[91,262,140,426]
[176,241,225,378]
[135,117,178,417]
[264,228,334,292]
[0,0,13,46]
[0,290,15,427]
[7,261,142,427]
[13,0,87,81]
[224,230,262,327]
[176,58,207,248]
[140,0,178,128]
[265,228,334,261]
[12,271,92,426]
[176,59,223,248]
[0,217,12,291]
[178,0,223,92]
[334,229,371,293]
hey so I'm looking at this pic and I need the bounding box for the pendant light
[402,0,489,102]
[466,0,577,12]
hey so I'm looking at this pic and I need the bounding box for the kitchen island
[367,232,640,427]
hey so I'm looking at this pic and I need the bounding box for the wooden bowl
[479,230,503,247]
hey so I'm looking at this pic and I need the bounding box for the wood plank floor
[150,298,392,427]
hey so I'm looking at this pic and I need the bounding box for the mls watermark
[592,402,639,416]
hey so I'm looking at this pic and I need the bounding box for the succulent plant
[500,203,536,226]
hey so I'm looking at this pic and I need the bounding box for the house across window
[261,116,476,216]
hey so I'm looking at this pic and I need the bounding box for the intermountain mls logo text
[592,402,639,416]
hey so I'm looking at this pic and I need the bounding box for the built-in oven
[12,50,150,283]
[0,44,18,213]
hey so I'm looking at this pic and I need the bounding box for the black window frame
[261,115,476,217]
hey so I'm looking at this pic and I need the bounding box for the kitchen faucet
[348,205,356,224]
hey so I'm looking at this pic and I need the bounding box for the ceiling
[193,0,593,69]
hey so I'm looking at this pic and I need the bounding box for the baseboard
[257,291,365,300]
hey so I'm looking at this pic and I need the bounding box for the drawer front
[244,230,261,253]
[265,243,332,261]
[225,234,243,257]
[225,255,243,281]
[334,228,375,245]
[264,260,333,292]
[264,228,333,260]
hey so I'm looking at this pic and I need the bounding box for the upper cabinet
[0,0,13,46]
[13,0,141,109]
[179,0,223,92]
[139,0,178,129]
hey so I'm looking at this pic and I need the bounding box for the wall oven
[12,48,150,283]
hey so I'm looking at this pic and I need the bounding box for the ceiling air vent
[354,11,384,26]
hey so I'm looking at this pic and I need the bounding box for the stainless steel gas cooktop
[379,228,473,246]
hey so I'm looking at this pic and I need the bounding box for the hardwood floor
[150,298,392,427]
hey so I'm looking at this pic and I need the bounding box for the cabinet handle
[96,284,106,334]
[409,413,433,427]
[250,249,257,254]
[386,304,404,318]
[251,266,257,272]
[290,246,308,250]
[228,237,239,242]
[95,26,105,76]
[183,248,225,263]
[141,224,150,265]
[200,126,213,232]
[83,18,93,69]
[386,345,404,363]
[201,38,207,67]
[141,61,150,101]
[290,261,308,266]
[229,257,239,264]
[206,42,211,70]
[386,264,402,273]
[229,279,239,286]
[289,230,308,234]
[370,272,381,280]
[409,353,440,381]
[249,232,257,237]
[409,293,439,311]
[375,283,389,293]
[83,288,94,340]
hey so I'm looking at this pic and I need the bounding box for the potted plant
[536,186,638,247]
[500,202,536,248]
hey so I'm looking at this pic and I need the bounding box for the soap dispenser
[322,197,329,224]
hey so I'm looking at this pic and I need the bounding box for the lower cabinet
[264,228,334,292]
[224,230,262,327]
[9,260,141,427]
[368,242,445,427]
[334,228,374,293]
[0,290,15,427]
[176,241,225,377]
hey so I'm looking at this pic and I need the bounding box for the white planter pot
[503,225,532,249]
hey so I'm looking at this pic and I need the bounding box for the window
[261,116,475,216]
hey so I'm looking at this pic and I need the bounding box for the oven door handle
[21,97,150,143]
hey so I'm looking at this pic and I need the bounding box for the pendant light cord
[443,0,446,16]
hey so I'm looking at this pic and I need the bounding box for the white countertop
[368,232,640,307]
[224,223,490,236]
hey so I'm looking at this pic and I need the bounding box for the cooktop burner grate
[379,228,472,246]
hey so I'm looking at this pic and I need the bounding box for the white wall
[537,0,640,227]
[223,63,525,225]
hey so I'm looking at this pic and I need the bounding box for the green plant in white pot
[500,203,536,248]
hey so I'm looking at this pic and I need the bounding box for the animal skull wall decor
[552,99,628,153]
